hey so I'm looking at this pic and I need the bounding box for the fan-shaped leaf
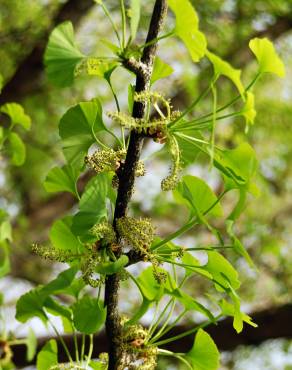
[44,21,84,87]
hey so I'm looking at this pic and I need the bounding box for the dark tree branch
[0,0,95,104]
[11,303,292,367]
[104,1,168,369]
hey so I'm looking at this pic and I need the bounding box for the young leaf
[36,340,58,370]
[185,329,220,370]
[44,296,72,321]
[72,295,106,334]
[174,131,203,167]
[71,173,109,240]
[8,132,26,166]
[44,164,80,198]
[181,252,212,280]
[215,142,258,191]
[226,220,254,268]
[44,21,84,87]
[50,216,84,254]
[16,288,48,323]
[151,57,174,85]
[0,242,10,278]
[95,255,129,275]
[136,267,164,302]
[0,220,12,242]
[90,361,105,370]
[79,173,108,214]
[249,37,285,77]
[174,175,223,217]
[71,212,102,242]
[0,103,31,130]
[129,0,141,40]
[168,0,207,62]
[26,328,37,361]
[87,58,117,81]
[59,100,106,169]
[202,251,240,291]
[206,51,244,97]
[241,92,256,130]
[41,265,79,296]
[169,289,214,321]
[219,299,257,334]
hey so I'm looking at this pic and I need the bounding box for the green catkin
[85,148,126,174]
[161,134,181,191]
[108,111,168,134]
[134,91,172,119]
[116,217,165,283]
[81,222,117,287]
[91,221,117,245]
[116,216,154,256]
[117,322,157,370]
[32,244,77,263]
[135,160,146,177]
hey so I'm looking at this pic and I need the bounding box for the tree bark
[104,1,168,369]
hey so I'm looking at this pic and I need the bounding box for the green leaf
[59,100,106,169]
[185,329,220,370]
[87,58,117,81]
[71,212,102,242]
[42,265,79,296]
[44,164,80,198]
[219,298,257,334]
[0,103,31,130]
[79,174,108,213]
[0,220,12,242]
[36,339,58,370]
[44,21,84,87]
[129,0,141,40]
[61,277,86,299]
[16,288,48,323]
[72,295,106,334]
[175,131,203,167]
[90,361,105,370]
[181,252,211,279]
[168,289,214,321]
[0,242,10,278]
[215,143,258,191]
[151,57,174,85]
[202,251,240,291]
[226,220,254,268]
[249,37,285,77]
[8,132,26,166]
[174,175,222,217]
[136,267,164,302]
[206,51,244,97]
[0,73,3,93]
[26,328,37,361]
[95,255,129,275]
[44,296,72,321]
[241,92,256,130]
[50,216,84,254]
[71,173,109,240]
[168,0,207,62]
